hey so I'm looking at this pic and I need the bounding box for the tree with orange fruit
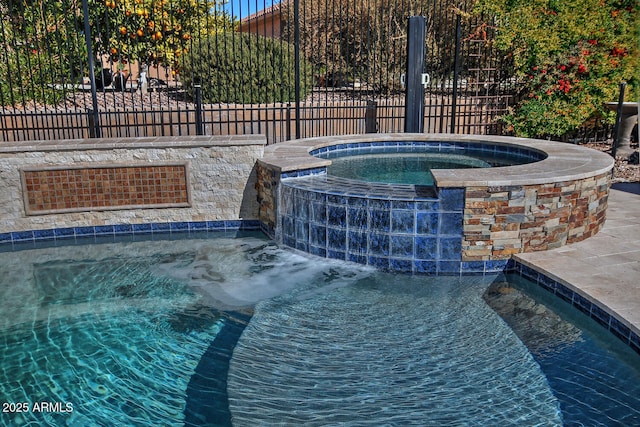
[87,0,233,76]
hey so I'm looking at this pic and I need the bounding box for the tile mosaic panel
[22,164,190,214]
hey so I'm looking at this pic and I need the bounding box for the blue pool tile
[310,225,327,246]
[348,208,368,229]
[74,226,96,238]
[12,230,34,242]
[347,231,367,254]
[295,220,309,242]
[327,228,347,251]
[439,237,462,260]
[0,233,12,244]
[390,258,413,272]
[327,194,348,204]
[113,223,133,234]
[369,199,391,210]
[347,196,367,208]
[369,233,390,256]
[310,202,327,223]
[309,245,326,257]
[295,241,309,252]
[484,259,509,273]
[189,221,208,232]
[282,217,295,238]
[54,228,75,239]
[590,305,611,328]
[438,261,461,275]
[609,318,631,342]
[348,253,367,264]
[415,236,437,259]
[555,283,574,303]
[224,220,242,229]
[392,201,415,210]
[520,265,539,282]
[283,236,296,247]
[391,210,415,234]
[391,235,414,258]
[439,188,465,211]
[370,210,390,232]
[572,293,593,315]
[416,212,439,235]
[207,221,226,230]
[151,223,171,233]
[414,260,437,274]
[294,198,309,220]
[170,222,190,232]
[131,223,152,233]
[327,249,346,260]
[34,228,56,240]
[368,256,390,270]
[439,212,463,234]
[328,205,347,227]
[461,261,486,273]
[630,333,640,355]
[416,201,439,213]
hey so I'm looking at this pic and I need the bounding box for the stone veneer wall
[0,136,265,233]
[256,162,280,236]
[462,173,610,261]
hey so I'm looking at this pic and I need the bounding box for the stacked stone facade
[462,173,610,261]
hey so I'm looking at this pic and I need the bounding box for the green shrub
[180,32,313,104]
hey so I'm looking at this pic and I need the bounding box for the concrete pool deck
[515,182,640,337]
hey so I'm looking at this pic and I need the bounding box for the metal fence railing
[0,0,607,144]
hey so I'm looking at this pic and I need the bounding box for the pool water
[0,232,638,426]
[326,152,522,185]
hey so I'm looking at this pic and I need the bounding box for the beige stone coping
[0,135,267,153]
[259,133,614,187]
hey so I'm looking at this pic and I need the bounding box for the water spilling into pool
[0,232,638,426]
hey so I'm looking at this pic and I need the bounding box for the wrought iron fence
[0,0,606,143]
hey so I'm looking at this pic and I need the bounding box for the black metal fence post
[404,16,427,133]
[450,15,462,134]
[81,0,101,138]
[611,82,626,159]
[293,0,301,140]
[195,84,204,135]
[365,100,378,133]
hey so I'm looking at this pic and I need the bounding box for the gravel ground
[584,141,639,183]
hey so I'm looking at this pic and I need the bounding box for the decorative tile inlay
[22,164,191,214]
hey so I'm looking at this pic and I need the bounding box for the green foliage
[179,32,313,104]
[475,0,639,138]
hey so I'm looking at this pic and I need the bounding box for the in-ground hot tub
[257,133,614,274]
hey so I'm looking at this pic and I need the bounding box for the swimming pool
[0,231,638,426]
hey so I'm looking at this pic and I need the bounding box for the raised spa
[257,134,613,274]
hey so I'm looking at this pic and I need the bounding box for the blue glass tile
[113,223,133,234]
[54,228,75,239]
[327,228,346,250]
[310,202,327,223]
[505,259,517,272]
[439,212,463,235]
[555,284,574,303]
[348,254,367,264]
[309,245,326,257]
[590,305,611,327]
[390,258,413,272]
[610,318,631,342]
[310,225,327,246]
[416,212,439,235]
[630,333,640,355]
[189,221,208,231]
[294,198,309,220]
[282,217,295,238]
[131,223,151,233]
[309,191,327,202]
[520,265,539,282]
[416,200,439,211]
[73,226,95,238]
[283,236,296,247]
[347,196,367,207]
[369,233,390,256]
[572,293,593,315]
[370,210,390,232]
[392,201,415,210]
[34,229,56,240]
[347,231,367,254]
[439,188,465,211]
[484,259,509,273]
[132,224,151,234]
[438,261,461,275]
[224,220,242,229]
[171,222,189,232]
[348,208,368,229]
[327,194,348,204]
[461,261,486,273]
[295,241,309,252]
[151,223,171,233]
[295,220,309,242]
[368,256,389,270]
[243,219,262,229]
[369,199,391,210]
[327,249,346,260]
[415,237,437,259]
[414,260,437,274]
[391,235,414,258]
[12,231,34,242]
[327,205,347,227]
[0,233,12,244]
[391,210,415,234]
[207,221,226,230]
[439,237,462,260]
